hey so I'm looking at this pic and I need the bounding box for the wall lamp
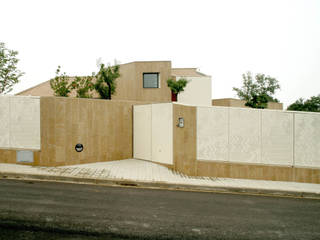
[177,117,184,128]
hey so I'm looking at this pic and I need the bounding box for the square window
[143,73,159,88]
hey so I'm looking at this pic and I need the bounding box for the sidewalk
[1,159,320,199]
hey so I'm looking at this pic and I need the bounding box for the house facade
[17,61,212,106]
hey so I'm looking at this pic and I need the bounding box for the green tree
[0,42,24,94]
[70,75,95,98]
[167,78,188,101]
[50,66,72,97]
[95,63,120,100]
[233,72,280,109]
[287,95,320,112]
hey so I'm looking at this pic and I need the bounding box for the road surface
[0,179,319,239]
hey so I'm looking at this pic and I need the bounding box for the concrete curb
[1,171,319,199]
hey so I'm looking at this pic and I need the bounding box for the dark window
[143,73,159,88]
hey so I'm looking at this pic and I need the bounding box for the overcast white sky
[1,0,319,107]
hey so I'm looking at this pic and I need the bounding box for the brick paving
[1,159,320,194]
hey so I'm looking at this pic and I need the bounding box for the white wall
[197,106,320,168]
[261,111,293,166]
[0,96,40,150]
[294,113,320,168]
[229,108,261,164]
[133,103,173,165]
[177,76,212,106]
[133,105,152,160]
[197,107,228,161]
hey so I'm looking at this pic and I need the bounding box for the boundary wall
[134,103,320,183]
[0,96,141,166]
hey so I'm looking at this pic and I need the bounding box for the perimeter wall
[0,96,140,166]
[134,103,320,183]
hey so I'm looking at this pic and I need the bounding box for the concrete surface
[0,159,320,198]
[0,96,40,150]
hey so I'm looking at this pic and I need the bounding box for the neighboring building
[17,61,212,106]
[212,98,283,110]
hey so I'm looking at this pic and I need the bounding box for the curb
[1,171,319,199]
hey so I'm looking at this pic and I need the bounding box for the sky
[1,0,319,107]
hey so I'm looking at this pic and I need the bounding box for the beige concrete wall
[0,96,40,150]
[38,97,137,166]
[0,97,139,166]
[196,161,320,183]
[133,103,173,165]
[107,61,172,103]
[177,76,212,106]
[173,104,197,176]
[212,98,283,110]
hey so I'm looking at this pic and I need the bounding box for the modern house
[3,60,316,184]
[17,61,212,106]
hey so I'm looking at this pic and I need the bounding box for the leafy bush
[233,72,280,109]
[287,95,320,112]
[70,76,94,98]
[0,42,24,94]
[167,78,188,94]
[95,63,120,99]
[50,66,72,97]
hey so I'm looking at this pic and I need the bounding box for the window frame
[143,72,160,88]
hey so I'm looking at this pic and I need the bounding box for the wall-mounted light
[177,117,184,128]
[75,143,84,152]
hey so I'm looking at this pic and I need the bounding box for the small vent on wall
[16,151,34,163]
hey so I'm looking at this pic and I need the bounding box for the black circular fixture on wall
[75,143,84,152]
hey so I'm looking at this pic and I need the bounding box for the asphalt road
[0,179,319,240]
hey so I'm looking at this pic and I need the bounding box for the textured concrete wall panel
[133,105,152,160]
[261,111,293,166]
[295,113,320,168]
[0,96,40,150]
[197,106,228,161]
[0,97,10,148]
[151,103,173,165]
[229,108,261,163]
[9,97,40,150]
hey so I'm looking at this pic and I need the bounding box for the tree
[233,72,280,109]
[50,66,72,97]
[167,78,188,101]
[70,75,95,98]
[287,95,320,112]
[0,42,24,94]
[95,63,120,100]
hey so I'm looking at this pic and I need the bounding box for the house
[17,61,212,106]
